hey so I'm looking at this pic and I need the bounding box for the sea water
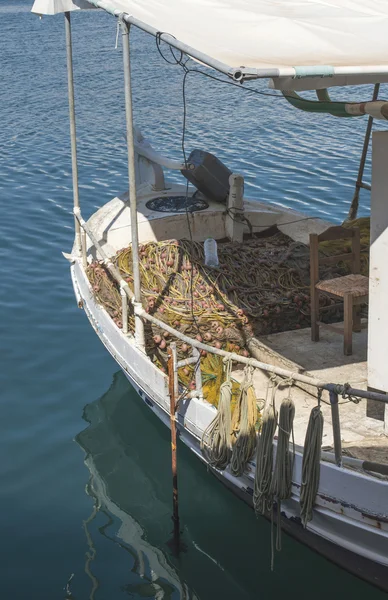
[1,2,386,599]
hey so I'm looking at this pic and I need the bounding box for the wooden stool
[310,226,369,355]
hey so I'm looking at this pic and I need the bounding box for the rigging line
[254,216,317,228]
[183,67,285,99]
[155,27,201,348]
[155,36,325,235]
[155,34,284,99]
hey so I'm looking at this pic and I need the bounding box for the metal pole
[167,345,180,552]
[347,83,380,221]
[120,16,145,350]
[329,390,342,467]
[64,12,82,254]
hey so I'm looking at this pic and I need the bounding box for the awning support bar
[64,12,82,254]
[120,16,145,350]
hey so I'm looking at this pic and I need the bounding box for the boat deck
[233,325,388,463]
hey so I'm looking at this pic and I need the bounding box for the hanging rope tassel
[300,404,324,527]
[271,396,295,502]
[253,377,278,515]
[230,365,258,477]
[201,359,232,470]
[270,393,295,553]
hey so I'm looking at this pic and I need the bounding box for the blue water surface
[1,2,387,599]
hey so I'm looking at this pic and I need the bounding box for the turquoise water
[1,2,387,598]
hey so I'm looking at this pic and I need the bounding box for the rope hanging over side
[271,396,295,503]
[253,377,278,515]
[200,359,232,469]
[300,404,324,527]
[270,393,295,554]
[230,365,258,477]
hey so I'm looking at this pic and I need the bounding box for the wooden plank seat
[310,226,369,356]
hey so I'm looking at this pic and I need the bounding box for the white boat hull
[71,258,388,592]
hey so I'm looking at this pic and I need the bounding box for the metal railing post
[120,16,145,351]
[64,12,82,255]
[329,390,342,466]
[167,344,180,552]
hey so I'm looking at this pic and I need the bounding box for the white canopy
[31,0,92,15]
[32,0,388,85]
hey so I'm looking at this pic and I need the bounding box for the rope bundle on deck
[86,226,368,404]
[87,232,315,369]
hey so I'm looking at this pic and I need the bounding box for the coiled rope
[230,365,258,476]
[300,400,324,527]
[200,358,232,469]
[271,393,295,503]
[270,389,295,554]
[253,376,279,515]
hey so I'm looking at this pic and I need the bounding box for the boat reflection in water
[75,372,382,600]
[76,372,269,600]
[76,371,199,600]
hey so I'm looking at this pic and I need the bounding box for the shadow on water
[75,372,387,600]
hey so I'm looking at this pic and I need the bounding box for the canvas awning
[31,0,388,88]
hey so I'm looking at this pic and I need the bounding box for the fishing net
[86,219,370,406]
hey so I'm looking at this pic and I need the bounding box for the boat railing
[74,208,387,468]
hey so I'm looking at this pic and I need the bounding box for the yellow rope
[230,365,259,476]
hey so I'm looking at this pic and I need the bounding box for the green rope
[253,377,278,515]
[271,396,295,503]
[300,404,324,527]
[271,394,295,553]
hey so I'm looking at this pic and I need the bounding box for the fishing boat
[32,0,388,592]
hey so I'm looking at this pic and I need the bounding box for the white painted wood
[368,131,388,394]
[226,174,244,242]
